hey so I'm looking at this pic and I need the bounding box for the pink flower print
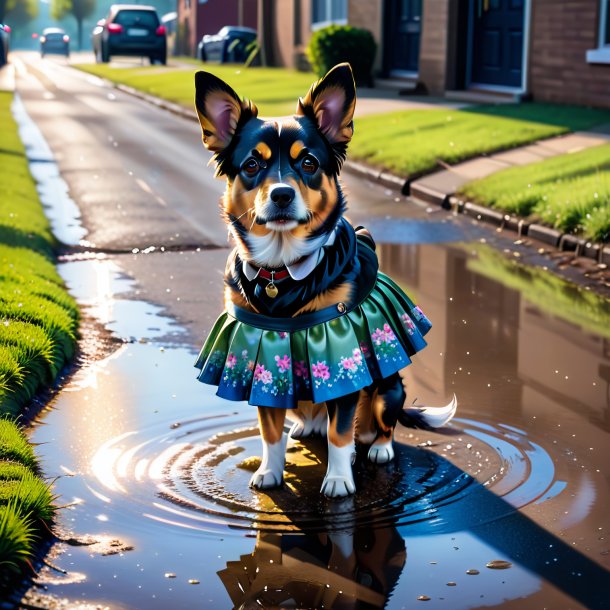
[341,357,358,373]
[401,313,416,330]
[279,332,288,339]
[275,354,291,372]
[247,360,255,370]
[226,353,237,369]
[294,360,309,379]
[254,363,266,381]
[312,361,330,380]
[382,323,396,342]
[371,328,385,345]
[352,348,362,365]
[259,369,273,384]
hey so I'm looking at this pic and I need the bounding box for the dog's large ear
[194,71,257,152]
[296,63,356,146]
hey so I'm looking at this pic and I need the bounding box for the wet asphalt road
[11,53,610,609]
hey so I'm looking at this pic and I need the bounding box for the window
[587,0,610,63]
[312,0,347,30]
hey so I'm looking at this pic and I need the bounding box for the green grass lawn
[75,62,610,181]
[350,104,610,178]
[0,90,78,589]
[458,143,610,242]
[75,62,318,117]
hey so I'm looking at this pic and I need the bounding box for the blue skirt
[194,272,431,408]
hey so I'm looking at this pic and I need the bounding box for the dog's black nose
[270,186,295,208]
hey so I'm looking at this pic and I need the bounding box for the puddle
[12,94,88,247]
[25,241,610,610]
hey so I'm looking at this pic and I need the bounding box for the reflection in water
[27,247,610,610]
[218,521,405,609]
[378,241,610,430]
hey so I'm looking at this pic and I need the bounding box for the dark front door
[470,0,525,87]
[386,0,422,74]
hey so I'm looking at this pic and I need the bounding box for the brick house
[176,0,257,56]
[269,0,610,109]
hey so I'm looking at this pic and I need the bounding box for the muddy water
[28,241,610,610]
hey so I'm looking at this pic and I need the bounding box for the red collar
[256,267,290,281]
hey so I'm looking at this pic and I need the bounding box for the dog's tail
[397,394,457,430]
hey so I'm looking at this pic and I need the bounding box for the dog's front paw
[368,440,395,464]
[249,468,283,489]
[321,475,355,498]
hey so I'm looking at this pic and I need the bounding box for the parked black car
[40,27,70,58]
[0,23,10,67]
[92,4,166,65]
[197,26,256,63]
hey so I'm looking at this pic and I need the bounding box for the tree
[51,0,95,50]
[1,0,38,27]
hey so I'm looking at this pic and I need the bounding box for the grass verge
[350,104,610,178]
[0,89,79,588]
[75,62,317,117]
[457,143,610,242]
[74,62,610,182]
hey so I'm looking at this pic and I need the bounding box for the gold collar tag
[265,271,278,298]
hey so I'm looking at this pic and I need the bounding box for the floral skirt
[194,273,431,408]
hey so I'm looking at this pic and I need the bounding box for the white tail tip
[400,394,458,429]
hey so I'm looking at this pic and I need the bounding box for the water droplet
[466,569,480,575]
[417,595,431,601]
[446,582,457,587]
[486,560,512,570]
[164,572,176,578]
[188,579,200,585]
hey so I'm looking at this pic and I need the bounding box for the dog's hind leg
[354,387,377,445]
[322,391,359,497]
[368,372,406,464]
[250,407,287,490]
[289,401,327,439]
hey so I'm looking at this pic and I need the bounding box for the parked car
[0,23,10,67]
[92,4,166,65]
[40,27,70,58]
[197,26,256,63]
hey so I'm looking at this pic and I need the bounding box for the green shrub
[307,25,377,86]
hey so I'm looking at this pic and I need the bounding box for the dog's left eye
[242,158,260,176]
[301,155,319,174]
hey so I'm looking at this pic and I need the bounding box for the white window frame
[311,0,348,31]
[586,0,610,64]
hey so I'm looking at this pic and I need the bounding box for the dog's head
[194,64,356,268]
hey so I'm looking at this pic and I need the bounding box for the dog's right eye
[242,158,260,177]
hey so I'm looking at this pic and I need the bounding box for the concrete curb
[342,160,409,194]
[447,196,610,265]
[107,76,610,266]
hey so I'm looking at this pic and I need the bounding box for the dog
[194,63,456,498]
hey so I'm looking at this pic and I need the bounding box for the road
[10,52,610,610]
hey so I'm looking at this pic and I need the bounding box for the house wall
[176,0,195,56]
[418,0,451,94]
[177,0,257,57]
[528,0,610,108]
[271,0,384,71]
[348,0,383,71]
